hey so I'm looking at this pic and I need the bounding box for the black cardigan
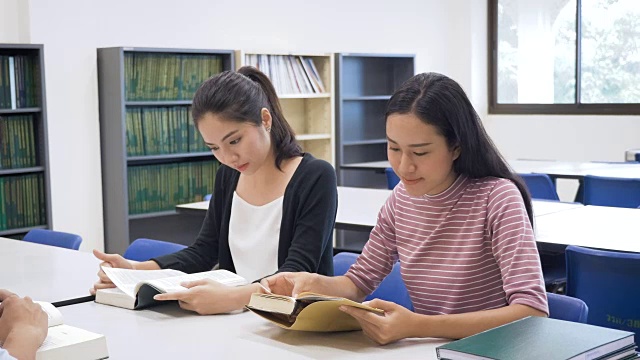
[153,153,337,278]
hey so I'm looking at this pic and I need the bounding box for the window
[489,0,640,114]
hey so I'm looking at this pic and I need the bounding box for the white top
[228,192,283,282]
[0,349,15,360]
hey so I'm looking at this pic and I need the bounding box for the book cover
[436,316,636,360]
[246,292,384,332]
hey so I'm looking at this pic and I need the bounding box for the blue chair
[538,247,567,293]
[583,175,640,208]
[123,238,187,261]
[547,292,588,323]
[23,229,83,250]
[566,245,640,341]
[203,194,212,201]
[518,173,560,201]
[384,168,401,190]
[333,252,413,311]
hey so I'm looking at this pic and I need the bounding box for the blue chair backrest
[123,238,187,261]
[566,245,640,341]
[333,252,413,311]
[583,175,640,208]
[203,194,212,201]
[547,292,588,323]
[518,173,559,201]
[23,229,83,250]
[385,168,401,190]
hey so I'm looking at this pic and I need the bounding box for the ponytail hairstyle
[191,66,302,170]
[386,73,534,226]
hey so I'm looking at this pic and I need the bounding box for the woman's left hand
[154,279,240,315]
[339,299,417,345]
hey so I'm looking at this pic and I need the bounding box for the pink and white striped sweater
[345,175,549,316]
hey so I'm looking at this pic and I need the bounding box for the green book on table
[436,316,637,360]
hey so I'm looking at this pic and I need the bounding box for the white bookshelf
[236,51,335,165]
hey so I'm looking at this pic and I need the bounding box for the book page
[137,270,248,294]
[38,324,105,352]
[35,301,64,328]
[101,267,185,298]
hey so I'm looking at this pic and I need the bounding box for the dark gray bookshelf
[334,53,414,251]
[0,44,52,238]
[97,47,234,253]
[335,53,415,189]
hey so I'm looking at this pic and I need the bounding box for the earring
[266,126,271,133]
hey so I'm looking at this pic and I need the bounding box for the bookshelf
[334,53,414,251]
[335,53,415,189]
[97,47,234,253]
[236,51,335,166]
[0,44,51,239]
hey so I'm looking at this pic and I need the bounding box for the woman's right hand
[90,249,134,295]
[260,272,329,298]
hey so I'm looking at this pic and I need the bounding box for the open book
[36,302,108,360]
[246,292,384,332]
[95,267,248,310]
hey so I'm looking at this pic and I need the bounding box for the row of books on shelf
[0,114,37,169]
[125,53,224,101]
[0,173,46,231]
[0,55,40,109]
[127,160,218,215]
[244,54,325,95]
[126,106,208,156]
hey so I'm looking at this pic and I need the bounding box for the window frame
[488,0,640,115]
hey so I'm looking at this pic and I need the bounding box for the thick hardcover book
[246,292,383,332]
[95,267,248,310]
[436,316,637,360]
[36,302,109,360]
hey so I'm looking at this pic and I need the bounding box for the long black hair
[386,72,534,226]
[191,66,302,170]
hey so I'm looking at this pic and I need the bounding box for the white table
[535,206,640,253]
[341,161,390,171]
[0,237,100,305]
[508,159,640,179]
[531,200,584,217]
[177,187,584,230]
[341,159,640,180]
[59,302,447,359]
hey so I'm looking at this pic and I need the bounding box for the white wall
[0,0,30,43]
[23,0,471,251]
[12,0,640,250]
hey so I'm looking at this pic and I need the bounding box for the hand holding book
[338,298,417,345]
[90,249,136,295]
[153,278,251,315]
[260,271,336,298]
[246,292,385,332]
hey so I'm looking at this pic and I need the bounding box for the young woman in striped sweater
[262,72,548,345]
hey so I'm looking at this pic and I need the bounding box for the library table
[535,205,640,253]
[177,187,584,230]
[341,159,640,180]
[0,237,100,306]
[59,301,448,359]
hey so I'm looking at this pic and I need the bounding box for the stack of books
[436,316,638,360]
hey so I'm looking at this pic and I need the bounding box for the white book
[8,56,16,109]
[35,302,108,360]
[95,268,248,310]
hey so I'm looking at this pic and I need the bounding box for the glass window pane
[497,0,576,104]
[581,0,640,103]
